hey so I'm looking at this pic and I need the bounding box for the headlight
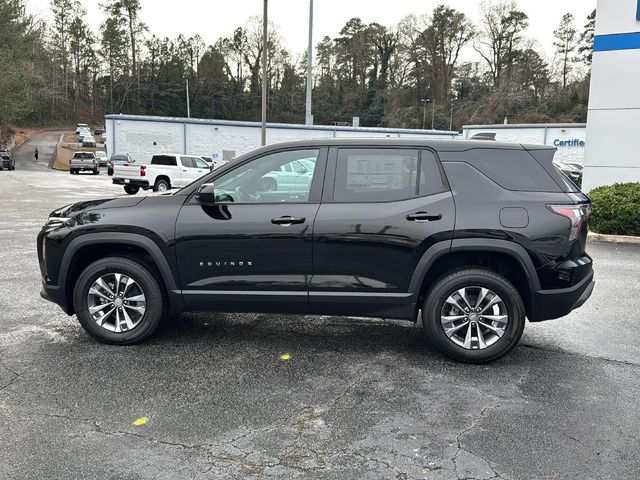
[46,216,71,227]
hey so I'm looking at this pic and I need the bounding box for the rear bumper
[70,164,97,170]
[112,178,149,188]
[529,270,595,321]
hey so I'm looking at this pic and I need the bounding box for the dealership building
[581,0,640,191]
[104,114,459,164]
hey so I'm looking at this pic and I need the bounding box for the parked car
[95,151,108,166]
[82,135,97,148]
[259,158,314,192]
[94,125,105,135]
[68,151,99,175]
[554,161,582,189]
[39,139,594,363]
[75,123,89,134]
[0,149,15,171]
[107,153,134,176]
[112,153,211,194]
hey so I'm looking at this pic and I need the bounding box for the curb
[588,232,640,245]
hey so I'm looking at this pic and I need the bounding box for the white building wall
[462,124,587,164]
[105,115,459,164]
[583,0,640,192]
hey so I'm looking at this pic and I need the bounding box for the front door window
[213,149,319,203]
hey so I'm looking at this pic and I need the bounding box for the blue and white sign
[553,138,585,147]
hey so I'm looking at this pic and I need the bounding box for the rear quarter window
[444,148,561,192]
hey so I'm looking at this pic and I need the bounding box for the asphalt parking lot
[1,133,639,479]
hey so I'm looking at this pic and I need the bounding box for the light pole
[186,78,190,118]
[421,98,429,130]
[431,100,435,130]
[261,0,268,146]
[305,0,314,125]
[449,102,454,132]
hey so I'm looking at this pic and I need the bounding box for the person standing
[34,147,39,161]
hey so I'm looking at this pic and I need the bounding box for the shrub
[589,182,640,236]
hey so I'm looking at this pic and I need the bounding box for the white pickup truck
[112,154,212,194]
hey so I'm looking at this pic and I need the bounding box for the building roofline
[463,123,587,130]
[104,114,460,136]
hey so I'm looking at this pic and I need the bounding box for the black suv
[38,139,594,363]
[0,149,15,170]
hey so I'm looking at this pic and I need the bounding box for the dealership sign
[553,138,585,147]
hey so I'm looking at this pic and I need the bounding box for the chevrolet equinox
[38,139,595,363]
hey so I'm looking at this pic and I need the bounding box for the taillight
[140,165,146,177]
[547,204,591,241]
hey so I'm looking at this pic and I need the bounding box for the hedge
[588,182,640,236]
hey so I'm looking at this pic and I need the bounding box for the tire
[93,168,99,175]
[124,185,140,195]
[70,169,75,174]
[154,179,170,192]
[422,268,525,364]
[73,257,164,345]
[259,177,277,191]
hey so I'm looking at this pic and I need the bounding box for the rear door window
[331,147,453,202]
[152,155,177,166]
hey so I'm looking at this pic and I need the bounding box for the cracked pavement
[1,132,640,479]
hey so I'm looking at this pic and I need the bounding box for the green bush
[589,183,640,236]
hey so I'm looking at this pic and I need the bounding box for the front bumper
[40,284,73,315]
[112,178,149,188]
[529,270,595,321]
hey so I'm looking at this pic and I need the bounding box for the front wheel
[422,268,525,363]
[124,185,139,195]
[73,257,165,344]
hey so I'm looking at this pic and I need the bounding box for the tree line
[0,0,596,136]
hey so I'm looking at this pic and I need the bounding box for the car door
[310,147,455,319]
[174,147,327,314]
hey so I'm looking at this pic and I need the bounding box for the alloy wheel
[440,286,509,350]
[86,273,147,333]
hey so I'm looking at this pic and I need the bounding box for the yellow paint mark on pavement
[133,416,149,426]
[279,353,291,361]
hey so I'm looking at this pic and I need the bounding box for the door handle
[406,211,442,222]
[271,216,306,226]
[182,169,187,172]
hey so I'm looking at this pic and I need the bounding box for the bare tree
[475,0,529,91]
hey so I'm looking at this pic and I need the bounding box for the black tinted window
[74,153,94,159]
[334,149,419,202]
[151,155,177,166]
[454,149,560,192]
[181,157,195,168]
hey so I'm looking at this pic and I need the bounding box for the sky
[27,0,597,59]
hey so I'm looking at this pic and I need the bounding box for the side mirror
[196,183,234,204]
[195,183,216,204]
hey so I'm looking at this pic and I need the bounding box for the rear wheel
[422,268,525,363]
[93,168,99,175]
[124,185,140,195]
[154,179,170,192]
[73,257,164,345]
